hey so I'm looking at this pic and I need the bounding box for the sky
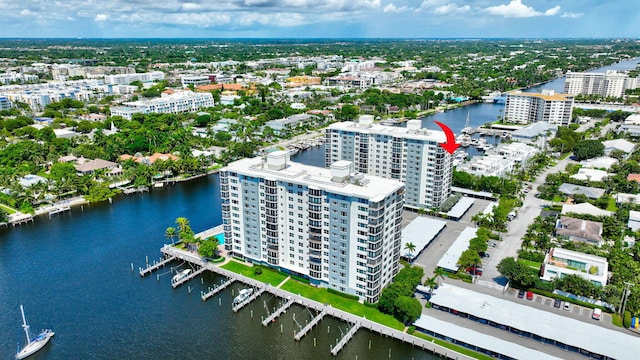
[1,0,639,39]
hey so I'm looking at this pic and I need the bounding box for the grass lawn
[412,332,492,360]
[517,259,542,270]
[0,203,17,214]
[221,261,288,286]
[606,197,618,212]
[551,195,564,203]
[280,279,405,330]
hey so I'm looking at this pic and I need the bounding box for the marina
[138,245,473,359]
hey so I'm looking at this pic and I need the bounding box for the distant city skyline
[2,0,638,39]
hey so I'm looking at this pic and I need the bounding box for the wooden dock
[294,309,327,340]
[201,278,234,301]
[139,256,176,277]
[9,214,34,226]
[232,287,266,312]
[159,246,472,360]
[262,297,295,326]
[172,266,206,288]
[49,205,70,217]
[331,322,362,356]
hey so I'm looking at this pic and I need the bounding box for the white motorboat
[172,269,192,283]
[233,288,254,305]
[16,305,54,360]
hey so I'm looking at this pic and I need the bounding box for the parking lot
[505,288,614,327]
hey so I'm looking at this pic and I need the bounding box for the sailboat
[461,110,472,134]
[16,305,54,360]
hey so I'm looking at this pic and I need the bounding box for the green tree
[339,104,359,121]
[573,140,604,161]
[393,296,422,324]
[404,242,416,258]
[198,239,220,258]
[165,227,178,245]
[84,182,117,203]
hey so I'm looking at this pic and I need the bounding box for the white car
[563,302,572,311]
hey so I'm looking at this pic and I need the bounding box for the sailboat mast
[20,305,31,345]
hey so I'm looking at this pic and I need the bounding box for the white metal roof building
[414,315,563,360]
[429,283,640,359]
[401,217,446,260]
[446,196,475,220]
[436,227,477,272]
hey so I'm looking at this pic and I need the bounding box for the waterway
[0,175,435,360]
[2,57,639,360]
[418,56,640,137]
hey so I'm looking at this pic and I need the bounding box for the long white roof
[414,315,563,360]
[401,217,446,259]
[429,283,640,359]
[436,227,477,272]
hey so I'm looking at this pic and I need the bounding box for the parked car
[517,289,525,298]
[466,267,483,276]
[554,299,562,308]
[563,302,572,311]
[592,308,602,321]
[526,291,534,300]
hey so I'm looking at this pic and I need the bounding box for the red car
[526,291,534,300]
[466,267,483,276]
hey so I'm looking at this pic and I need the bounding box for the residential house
[541,248,608,286]
[558,183,606,199]
[555,216,604,247]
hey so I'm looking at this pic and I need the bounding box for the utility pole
[620,281,634,317]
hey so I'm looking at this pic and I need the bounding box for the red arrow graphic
[434,121,460,154]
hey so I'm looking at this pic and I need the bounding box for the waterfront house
[74,158,121,176]
[555,216,604,247]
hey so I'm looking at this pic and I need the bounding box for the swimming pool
[214,233,225,245]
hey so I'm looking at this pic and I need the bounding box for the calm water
[3,57,639,360]
[0,175,435,360]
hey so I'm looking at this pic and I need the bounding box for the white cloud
[94,14,108,22]
[484,0,541,18]
[383,3,410,13]
[20,9,35,16]
[433,4,469,15]
[561,12,583,19]
[416,1,470,14]
[544,6,560,16]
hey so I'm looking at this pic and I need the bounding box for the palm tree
[424,276,438,295]
[175,217,190,234]
[433,267,447,286]
[165,227,177,245]
[404,242,416,259]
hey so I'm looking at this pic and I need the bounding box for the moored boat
[233,288,254,305]
[16,305,54,360]
[172,269,192,283]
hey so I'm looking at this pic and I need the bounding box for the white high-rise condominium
[325,116,452,210]
[220,151,405,303]
[564,70,638,98]
[504,90,574,126]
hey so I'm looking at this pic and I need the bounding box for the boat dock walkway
[262,297,295,326]
[48,205,71,217]
[159,246,472,360]
[201,278,234,301]
[331,322,362,356]
[232,287,266,312]
[171,266,206,288]
[294,309,327,340]
[139,256,176,277]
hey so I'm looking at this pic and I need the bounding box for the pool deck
[195,225,224,241]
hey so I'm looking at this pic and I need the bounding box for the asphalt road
[480,154,577,284]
